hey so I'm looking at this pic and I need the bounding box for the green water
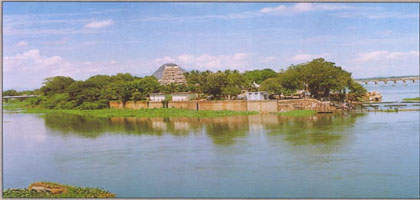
[3,111,419,198]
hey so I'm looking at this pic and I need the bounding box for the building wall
[247,100,278,113]
[109,101,124,109]
[247,92,268,100]
[277,99,323,112]
[150,95,165,102]
[198,100,248,111]
[168,101,198,110]
[149,102,164,108]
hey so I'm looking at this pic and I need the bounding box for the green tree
[3,89,18,96]
[243,68,277,84]
[40,76,75,95]
[289,58,352,99]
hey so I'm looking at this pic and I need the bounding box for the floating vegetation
[4,102,258,118]
[3,182,115,198]
[278,110,317,117]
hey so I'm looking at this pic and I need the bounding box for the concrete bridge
[356,76,419,85]
[2,95,39,102]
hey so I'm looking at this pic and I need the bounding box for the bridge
[356,76,419,85]
[2,95,39,102]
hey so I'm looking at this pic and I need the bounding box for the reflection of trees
[267,113,365,149]
[42,113,202,138]
[42,113,252,145]
[42,112,365,148]
[202,116,250,146]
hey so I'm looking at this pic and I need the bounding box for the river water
[3,81,419,198]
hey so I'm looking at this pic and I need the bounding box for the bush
[39,94,69,109]
[77,100,108,110]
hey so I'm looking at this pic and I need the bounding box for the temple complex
[152,63,187,85]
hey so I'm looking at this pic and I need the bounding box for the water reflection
[269,113,363,146]
[42,113,364,147]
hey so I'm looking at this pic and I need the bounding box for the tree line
[3,58,366,110]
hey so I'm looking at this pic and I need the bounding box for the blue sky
[3,2,419,90]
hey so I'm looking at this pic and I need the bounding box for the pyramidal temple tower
[152,63,187,85]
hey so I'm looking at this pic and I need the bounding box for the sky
[3,2,419,90]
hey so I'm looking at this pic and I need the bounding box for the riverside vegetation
[403,97,420,101]
[4,101,258,118]
[3,58,367,111]
[3,182,115,198]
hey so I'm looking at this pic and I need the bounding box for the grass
[3,102,258,118]
[403,97,420,101]
[278,110,317,117]
[3,182,114,198]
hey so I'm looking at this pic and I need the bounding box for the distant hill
[152,63,187,79]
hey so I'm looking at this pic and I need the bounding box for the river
[3,81,419,198]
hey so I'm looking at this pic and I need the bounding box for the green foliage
[3,89,18,96]
[403,97,420,101]
[290,58,352,98]
[6,102,258,118]
[243,68,277,84]
[9,58,365,110]
[3,182,115,198]
[278,110,317,117]
[348,80,367,101]
[40,76,75,95]
[259,78,286,94]
[78,100,109,110]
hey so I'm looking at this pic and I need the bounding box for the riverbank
[4,101,258,118]
[3,182,114,198]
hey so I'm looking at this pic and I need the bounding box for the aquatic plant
[4,102,258,118]
[403,97,420,101]
[3,182,115,198]
[278,110,317,117]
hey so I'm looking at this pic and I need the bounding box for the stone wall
[277,99,322,112]
[148,102,163,109]
[109,101,124,109]
[247,101,278,113]
[124,101,148,109]
[168,101,198,110]
[198,100,248,111]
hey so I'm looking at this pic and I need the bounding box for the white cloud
[84,19,114,29]
[260,3,352,15]
[261,56,275,63]
[355,50,419,63]
[4,49,63,72]
[15,41,28,47]
[154,53,251,71]
[3,49,114,89]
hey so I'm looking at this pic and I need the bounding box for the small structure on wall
[149,93,167,102]
[171,92,197,101]
[246,91,269,101]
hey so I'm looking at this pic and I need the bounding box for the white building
[246,91,269,101]
[150,93,166,102]
[171,92,197,101]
